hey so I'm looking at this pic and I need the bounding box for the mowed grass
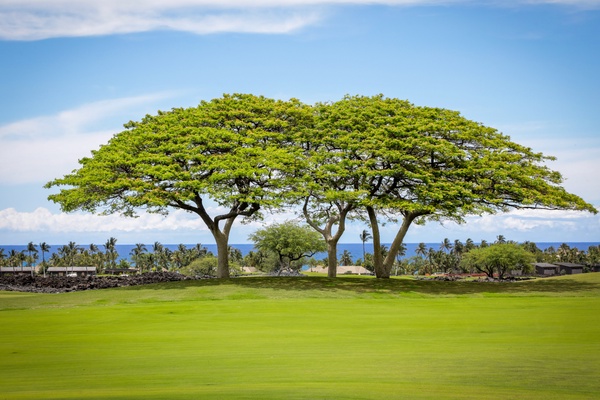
[1,274,600,399]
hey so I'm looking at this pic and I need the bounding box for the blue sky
[0,0,599,245]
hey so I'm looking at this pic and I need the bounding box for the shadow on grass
[123,274,600,297]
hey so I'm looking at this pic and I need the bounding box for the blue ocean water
[2,242,599,264]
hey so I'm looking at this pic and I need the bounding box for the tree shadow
[123,274,600,296]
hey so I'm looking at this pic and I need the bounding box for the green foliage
[45,93,597,280]
[249,221,327,273]
[180,256,219,277]
[46,94,311,278]
[461,243,536,279]
[315,95,596,278]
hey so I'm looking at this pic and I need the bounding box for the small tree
[249,221,326,275]
[180,256,219,277]
[339,250,353,266]
[461,243,535,279]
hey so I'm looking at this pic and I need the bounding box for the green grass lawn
[1,273,600,399]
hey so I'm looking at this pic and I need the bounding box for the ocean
[2,242,599,264]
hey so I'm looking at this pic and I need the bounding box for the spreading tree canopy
[46,94,309,278]
[324,95,597,278]
[296,100,372,277]
[46,93,596,279]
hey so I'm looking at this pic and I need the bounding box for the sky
[0,0,599,246]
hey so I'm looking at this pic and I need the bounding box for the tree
[130,243,147,272]
[415,242,428,259]
[8,249,25,269]
[461,243,535,279]
[296,99,372,278]
[339,249,353,266]
[180,256,218,277]
[359,230,372,265]
[46,94,310,278]
[326,95,596,278]
[104,237,118,270]
[249,221,326,275]
[87,243,103,272]
[440,238,452,253]
[26,242,38,276]
[57,241,81,274]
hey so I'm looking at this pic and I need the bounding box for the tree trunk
[214,231,230,279]
[382,212,419,277]
[367,206,386,278]
[327,240,338,278]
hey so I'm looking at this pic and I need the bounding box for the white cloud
[0,92,178,184]
[1,0,598,41]
[0,206,303,245]
[493,120,600,204]
[0,207,206,233]
[452,208,599,237]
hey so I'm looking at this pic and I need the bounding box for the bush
[180,256,218,277]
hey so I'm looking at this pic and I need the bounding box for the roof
[47,267,97,272]
[311,265,371,275]
[0,266,35,272]
[554,262,585,268]
[533,263,558,268]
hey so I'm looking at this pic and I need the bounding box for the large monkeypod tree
[46,94,310,278]
[333,95,597,278]
[296,101,372,278]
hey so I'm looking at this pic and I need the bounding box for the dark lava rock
[0,272,198,293]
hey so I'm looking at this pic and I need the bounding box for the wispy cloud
[0,92,178,184]
[0,207,205,233]
[1,0,598,41]
[0,206,300,245]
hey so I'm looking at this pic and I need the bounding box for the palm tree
[228,246,243,264]
[39,242,51,277]
[557,243,571,261]
[130,243,147,272]
[465,238,475,252]
[440,238,452,253]
[8,249,23,268]
[339,250,353,266]
[427,248,438,274]
[194,243,208,258]
[152,242,164,271]
[27,242,38,276]
[104,237,118,270]
[87,243,103,272]
[415,242,428,259]
[58,241,81,275]
[359,229,372,264]
[0,248,6,267]
[26,242,38,268]
[393,243,407,276]
[495,235,507,244]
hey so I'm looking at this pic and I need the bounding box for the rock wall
[0,272,199,293]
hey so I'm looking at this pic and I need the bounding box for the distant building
[47,267,97,277]
[0,266,36,275]
[554,262,584,275]
[534,263,559,276]
[311,265,372,275]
